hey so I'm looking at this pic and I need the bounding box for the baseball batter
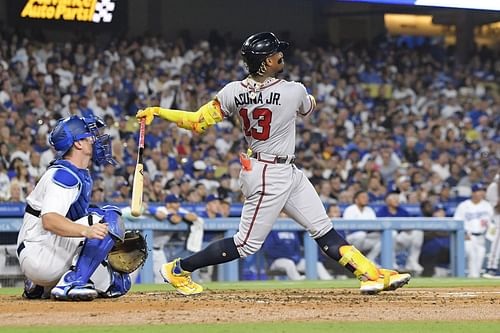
[453,183,494,278]
[484,175,500,278]
[137,32,410,295]
[17,116,131,301]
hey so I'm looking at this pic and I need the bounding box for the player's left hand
[136,107,159,125]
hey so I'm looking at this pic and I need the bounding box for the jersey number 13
[239,108,272,140]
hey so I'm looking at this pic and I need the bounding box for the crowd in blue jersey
[0,31,498,216]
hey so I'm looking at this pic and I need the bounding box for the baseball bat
[131,117,146,217]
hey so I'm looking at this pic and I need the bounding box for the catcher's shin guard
[51,235,115,301]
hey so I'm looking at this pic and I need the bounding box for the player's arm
[177,207,199,223]
[136,99,224,134]
[42,213,108,239]
[296,83,316,117]
[452,203,465,221]
[154,206,168,220]
[452,203,470,238]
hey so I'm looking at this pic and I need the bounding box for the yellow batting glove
[136,107,160,125]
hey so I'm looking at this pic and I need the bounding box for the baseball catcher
[16,116,146,301]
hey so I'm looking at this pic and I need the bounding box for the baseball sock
[315,228,356,274]
[180,237,240,272]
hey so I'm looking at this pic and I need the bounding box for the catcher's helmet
[49,115,116,166]
[241,32,289,74]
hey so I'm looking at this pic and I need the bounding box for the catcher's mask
[241,32,289,75]
[49,115,116,166]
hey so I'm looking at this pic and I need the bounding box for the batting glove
[136,107,160,125]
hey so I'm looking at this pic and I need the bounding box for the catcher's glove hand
[108,230,148,273]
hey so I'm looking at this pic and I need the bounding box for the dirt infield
[1,287,499,326]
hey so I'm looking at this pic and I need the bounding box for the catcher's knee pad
[101,271,131,298]
[88,205,125,241]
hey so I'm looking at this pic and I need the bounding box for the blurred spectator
[419,201,450,277]
[165,178,181,197]
[0,142,10,169]
[326,203,341,220]
[0,160,10,201]
[198,194,222,282]
[377,192,424,275]
[101,164,117,198]
[0,32,496,239]
[198,166,220,193]
[343,190,380,262]
[263,229,333,281]
[219,198,232,217]
[91,185,106,203]
[27,152,44,181]
[374,144,401,183]
[263,230,305,280]
[150,177,166,203]
[193,182,207,202]
[199,194,222,219]
[431,152,450,181]
[9,180,25,202]
[395,176,412,203]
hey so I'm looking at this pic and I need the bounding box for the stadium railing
[0,216,465,283]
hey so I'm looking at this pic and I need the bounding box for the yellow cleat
[160,258,203,295]
[338,245,411,295]
[360,269,411,295]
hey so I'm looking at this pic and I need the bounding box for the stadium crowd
[0,30,499,278]
[0,31,498,210]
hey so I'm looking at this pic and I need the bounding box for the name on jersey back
[235,92,281,107]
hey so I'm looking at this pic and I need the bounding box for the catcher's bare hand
[82,223,109,239]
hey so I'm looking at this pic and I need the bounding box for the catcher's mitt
[108,230,148,273]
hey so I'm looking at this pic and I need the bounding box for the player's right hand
[136,107,159,125]
[83,223,109,240]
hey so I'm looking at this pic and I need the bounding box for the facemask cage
[83,117,117,166]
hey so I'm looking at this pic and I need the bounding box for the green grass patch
[2,321,499,333]
[1,278,499,296]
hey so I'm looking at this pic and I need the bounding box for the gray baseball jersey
[216,78,332,257]
[217,78,315,156]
